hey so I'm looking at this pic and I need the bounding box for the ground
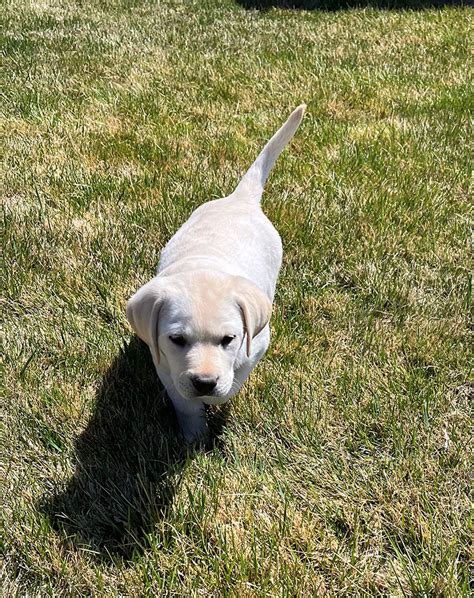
[1,0,472,595]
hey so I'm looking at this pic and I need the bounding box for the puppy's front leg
[168,389,209,444]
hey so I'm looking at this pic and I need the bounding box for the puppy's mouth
[193,389,216,398]
[201,394,230,405]
[191,387,228,401]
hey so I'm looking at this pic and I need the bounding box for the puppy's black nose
[191,375,218,395]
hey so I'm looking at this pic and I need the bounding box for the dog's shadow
[41,336,228,560]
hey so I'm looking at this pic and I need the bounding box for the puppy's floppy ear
[234,277,272,358]
[126,277,167,365]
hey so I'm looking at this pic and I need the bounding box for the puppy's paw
[183,428,210,448]
[175,408,210,446]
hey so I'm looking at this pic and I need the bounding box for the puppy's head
[126,271,271,404]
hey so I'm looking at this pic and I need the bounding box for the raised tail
[233,104,306,203]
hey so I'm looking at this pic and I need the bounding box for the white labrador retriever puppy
[127,105,306,442]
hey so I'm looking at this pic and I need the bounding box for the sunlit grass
[1,0,472,594]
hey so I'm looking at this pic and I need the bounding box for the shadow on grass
[236,0,467,10]
[41,336,228,560]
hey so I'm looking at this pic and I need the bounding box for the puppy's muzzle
[191,374,218,396]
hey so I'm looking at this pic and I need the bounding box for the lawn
[1,0,472,594]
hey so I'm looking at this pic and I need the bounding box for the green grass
[1,0,472,594]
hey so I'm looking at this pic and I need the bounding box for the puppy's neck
[158,255,239,279]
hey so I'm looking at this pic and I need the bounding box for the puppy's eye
[169,335,186,347]
[221,335,235,348]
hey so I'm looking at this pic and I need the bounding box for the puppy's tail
[233,104,306,203]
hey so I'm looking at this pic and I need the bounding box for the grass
[1,0,472,594]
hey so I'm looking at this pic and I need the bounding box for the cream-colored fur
[127,105,306,442]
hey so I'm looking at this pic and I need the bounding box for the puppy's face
[160,290,243,404]
[126,271,271,404]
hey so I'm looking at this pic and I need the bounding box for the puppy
[126,105,306,442]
